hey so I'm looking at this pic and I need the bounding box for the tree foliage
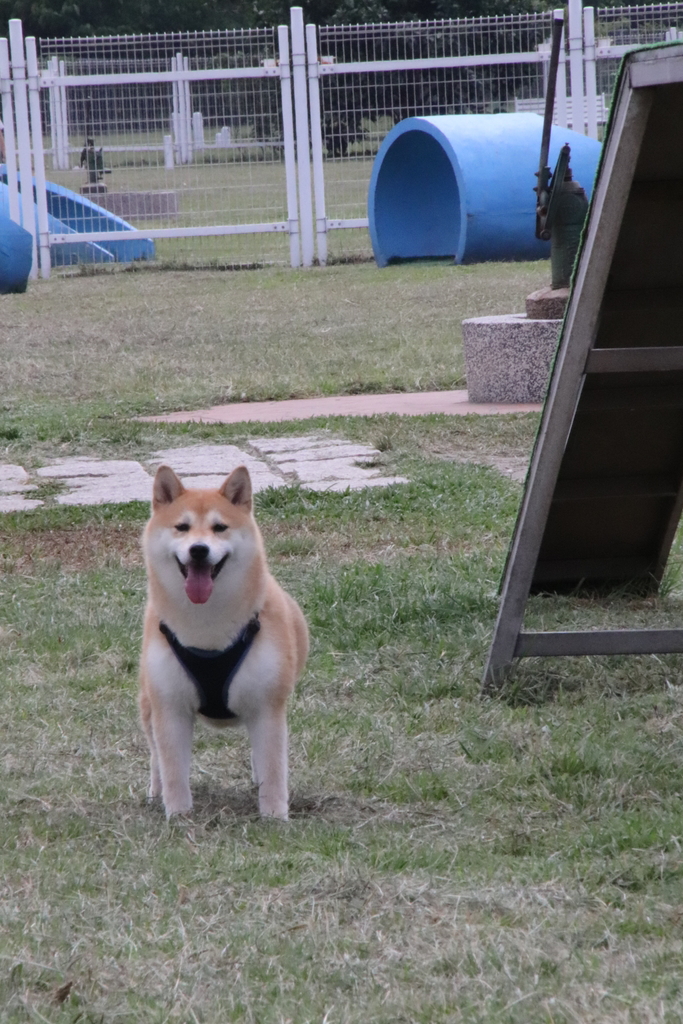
[3,0,550,40]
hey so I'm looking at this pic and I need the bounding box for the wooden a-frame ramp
[483,42,683,692]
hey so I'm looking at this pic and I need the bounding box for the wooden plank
[481,82,654,691]
[516,629,683,657]
[579,384,683,411]
[585,348,683,374]
[532,556,653,583]
[482,48,683,691]
[552,475,678,501]
[630,53,683,88]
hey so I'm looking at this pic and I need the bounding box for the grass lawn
[2,261,683,1022]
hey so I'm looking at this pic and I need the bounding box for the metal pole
[48,56,58,169]
[538,12,564,191]
[175,54,188,163]
[9,19,37,277]
[183,56,193,163]
[25,35,51,278]
[58,59,68,169]
[568,0,585,133]
[555,20,568,130]
[171,54,180,161]
[306,23,328,267]
[0,37,20,223]
[192,110,204,151]
[290,7,314,267]
[278,24,301,268]
[583,7,599,140]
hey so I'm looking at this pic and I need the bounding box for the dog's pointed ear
[153,465,185,508]
[220,466,252,509]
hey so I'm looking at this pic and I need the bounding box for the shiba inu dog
[139,464,308,820]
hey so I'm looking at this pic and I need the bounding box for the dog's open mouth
[176,554,229,605]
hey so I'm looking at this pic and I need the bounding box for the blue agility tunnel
[368,114,602,266]
[0,214,32,293]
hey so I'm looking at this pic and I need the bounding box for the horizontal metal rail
[326,217,369,230]
[318,51,546,75]
[49,222,289,244]
[39,66,280,87]
[43,141,284,153]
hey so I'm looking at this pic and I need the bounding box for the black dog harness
[159,615,261,720]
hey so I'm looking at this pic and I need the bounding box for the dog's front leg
[139,691,162,800]
[247,709,289,820]
[151,702,195,818]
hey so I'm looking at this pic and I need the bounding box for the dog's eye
[212,523,228,533]
[175,523,190,532]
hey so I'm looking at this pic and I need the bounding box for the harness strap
[159,615,261,720]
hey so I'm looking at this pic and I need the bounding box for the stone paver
[0,465,32,492]
[151,444,285,493]
[251,436,407,491]
[0,464,43,512]
[3,436,407,511]
[36,458,154,506]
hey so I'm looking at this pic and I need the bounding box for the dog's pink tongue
[185,564,214,604]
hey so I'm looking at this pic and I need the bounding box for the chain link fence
[37,28,294,267]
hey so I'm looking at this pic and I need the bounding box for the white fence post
[278,24,301,268]
[171,55,180,161]
[554,11,568,130]
[48,56,58,168]
[290,6,315,267]
[25,35,50,278]
[9,19,37,277]
[568,0,585,133]
[163,134,174,169]
[583,6,599,139]
[192,110,204,151]
[58,59,69,168]
[174,53,190,163]
[306,22,327,266]
[0,37,20,223]
[183,55,193,162]
[47,55,69,170]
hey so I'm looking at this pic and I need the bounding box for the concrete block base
[463,313,561,404]
[526,286,569,320]
[94,191,178,220]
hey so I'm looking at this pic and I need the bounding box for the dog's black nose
[189,543,210,563]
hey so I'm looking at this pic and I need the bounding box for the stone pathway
[141,389,542,425]
[0,436,408,512]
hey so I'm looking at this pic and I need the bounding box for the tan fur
[139,464,308,820]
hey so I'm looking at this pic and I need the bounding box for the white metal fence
[2,2,683,277]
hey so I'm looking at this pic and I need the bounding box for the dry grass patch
[0,520,144,573]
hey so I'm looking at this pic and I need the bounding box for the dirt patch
[453,453,529,482]
[0,523,144,572]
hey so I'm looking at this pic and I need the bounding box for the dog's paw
[259,798,289,821]
[163,792,193,819]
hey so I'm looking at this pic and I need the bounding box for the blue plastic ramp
[368,114,602,266]
[0,181,115,266]
[44,181,155,263]
[1,169,155,263]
